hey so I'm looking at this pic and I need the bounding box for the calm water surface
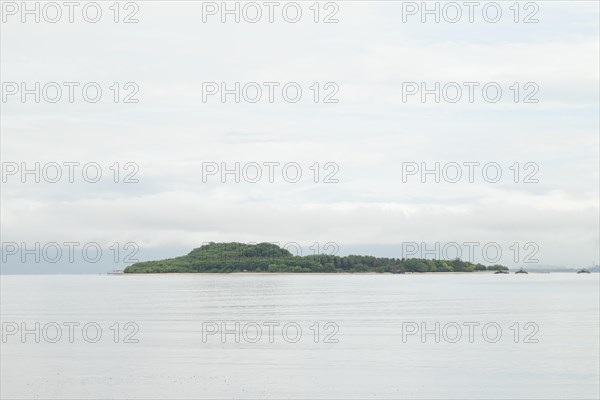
[1,274,599,399]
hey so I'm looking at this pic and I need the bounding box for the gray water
[1,274,599,399]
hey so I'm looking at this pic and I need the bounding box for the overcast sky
[1,1,598,273]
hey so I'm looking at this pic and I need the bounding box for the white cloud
[1,1,598,270]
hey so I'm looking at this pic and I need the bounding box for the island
[123,242,510,274]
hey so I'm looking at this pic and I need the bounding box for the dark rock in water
[515,268,528,274]
[577,269,591,274]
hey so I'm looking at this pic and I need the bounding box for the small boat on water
[577,268,591,274]
[494,270,509,274]
[515,268,528,274]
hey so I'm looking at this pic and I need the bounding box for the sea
[1,273,599,399]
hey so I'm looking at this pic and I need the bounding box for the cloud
[1,1,598,271]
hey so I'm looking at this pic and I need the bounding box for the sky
[1,1,599,273]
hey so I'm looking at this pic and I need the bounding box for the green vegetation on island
[123,242,510,274]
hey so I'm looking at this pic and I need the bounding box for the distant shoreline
[112,270,596,276]
[116,270,502,276]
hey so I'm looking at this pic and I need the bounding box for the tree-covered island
[124,242,510,273]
